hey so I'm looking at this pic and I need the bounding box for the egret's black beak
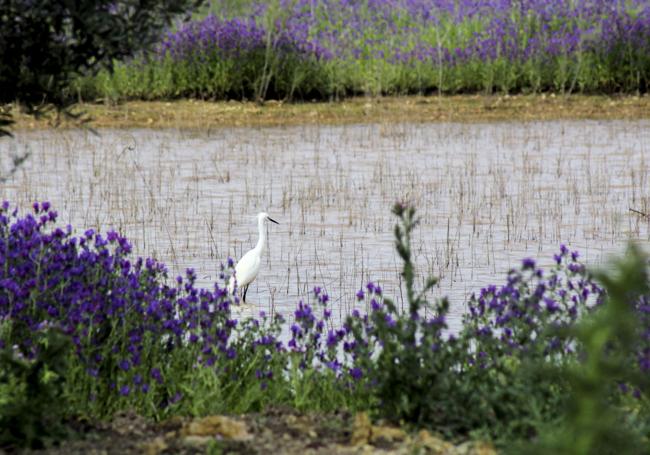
[268,217,279,225]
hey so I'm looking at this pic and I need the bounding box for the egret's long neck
[254,218,267,253]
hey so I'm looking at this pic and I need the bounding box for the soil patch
[18,409,496,454]
[9,94,650,132]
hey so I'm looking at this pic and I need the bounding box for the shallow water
[2,121,649,330]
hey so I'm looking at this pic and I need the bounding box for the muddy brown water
[2,121,649,331]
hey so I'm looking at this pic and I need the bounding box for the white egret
[228,212,279,302]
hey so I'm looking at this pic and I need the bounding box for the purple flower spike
[544,298,560,313]
[349,367,363,381]
[151,368,163,384]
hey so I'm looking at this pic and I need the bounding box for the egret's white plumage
[228,212,279,302]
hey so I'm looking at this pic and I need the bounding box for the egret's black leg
[242,284,249,303]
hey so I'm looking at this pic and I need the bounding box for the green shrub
[0,328,73,449]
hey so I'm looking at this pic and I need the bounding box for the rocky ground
[17,409,497,455]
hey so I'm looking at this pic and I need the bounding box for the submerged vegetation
[1,201,649,450]
[81,0,650,102]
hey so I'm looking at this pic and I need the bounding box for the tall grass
[78,0,650,101]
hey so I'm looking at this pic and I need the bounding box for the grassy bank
[10,94,650,131]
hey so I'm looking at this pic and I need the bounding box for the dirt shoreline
[27,410,495,455]
[9,94,650,131]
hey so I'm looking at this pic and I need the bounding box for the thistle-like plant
[343,202,454,427]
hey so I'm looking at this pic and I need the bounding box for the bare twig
[629,208,649,218]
